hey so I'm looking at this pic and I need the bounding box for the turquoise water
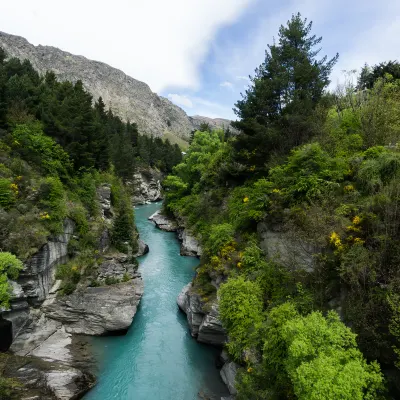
[84,203,228,400]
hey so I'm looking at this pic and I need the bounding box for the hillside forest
[0,47,182,308]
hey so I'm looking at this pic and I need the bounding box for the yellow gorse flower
[353,216,361,225]
[344,184,354,192]
[247,367,253,373]
[243,197,249,203]
[330,232,343,251]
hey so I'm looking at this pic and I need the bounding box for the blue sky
[162,0,400,119]
[1,0,399,120]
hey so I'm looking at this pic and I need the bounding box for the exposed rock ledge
[149,210,178,232]
[179,229,202,257]
[134,238,150,257]
[43,277,144,336]
[220,362,239,396]
[130,168,163,205]
[177,283,226,346]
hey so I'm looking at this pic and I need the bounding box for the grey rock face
[180,230,202,257]
[257,222,319,272]
[220,362,239,395]
[130,169,162,205]
[42,278,144,335]
[149,210,178,232]
[96,254,139,282]
[177,283,226,346]
[19,219,75,306]
[97,184,113,222]
[198,303,226,345]
[134,239,149,257]
[0,31,235,140]
[2,353,94,400]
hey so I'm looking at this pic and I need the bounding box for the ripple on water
[84,203,228,400]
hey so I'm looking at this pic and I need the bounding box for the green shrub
[0,178,16,209]
[105,276,120,285]
[219,276,264,360]
[38,176,66,232]
[204,223,235,256]
[0,252,23,308]
[62,281,76,295]
[11,123,72,177]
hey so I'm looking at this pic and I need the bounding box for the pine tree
[233,13,338,172]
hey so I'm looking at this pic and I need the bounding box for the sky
[1,0,399,120]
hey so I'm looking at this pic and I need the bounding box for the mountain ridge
[0,31,234,140]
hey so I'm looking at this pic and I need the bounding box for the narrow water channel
[84,202,228,400]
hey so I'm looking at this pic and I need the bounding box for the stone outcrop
[130,168,163,205]
[0,31,235,141]
[149,210,178,232]
[19,218,75,306]
[220,362,239,396]
[2,218,76,341]
[97,184,113,222]
[179,229,202,257]
[96,254,139,282]
[134,239,149,257]
[257,221,319,272]
[42,278,143,336]
[1,352,95,400]
[177,283,226,346]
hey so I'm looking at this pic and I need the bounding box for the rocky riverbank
[0,184,147,399]
[148,209,236,398]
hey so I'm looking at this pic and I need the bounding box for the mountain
[0,31,234,141]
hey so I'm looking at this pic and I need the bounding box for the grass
[163,131,190,151]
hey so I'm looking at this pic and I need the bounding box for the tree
[232,13,338,172]
[358,61,400,90]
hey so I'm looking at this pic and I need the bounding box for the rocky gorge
[148,209,239,399]
[0,184,146,399]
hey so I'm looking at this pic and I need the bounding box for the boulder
[149,210,178,232]
[180,230,202,257]
[42,278,144,335]
[134,238,149,257]
[177,283,226,345]
[220,362,239,395]
[198,303,226,346]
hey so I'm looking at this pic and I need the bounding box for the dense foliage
[164,12,400,399]
[0,47,183,304]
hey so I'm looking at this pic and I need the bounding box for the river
[84,202,228,400]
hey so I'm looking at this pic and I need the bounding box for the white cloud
[220,81,234,89]
[214,0,400,92]
[236,75,250,81]
[167,93,193,108]
[0,0,254,92]
[167,94,236,120]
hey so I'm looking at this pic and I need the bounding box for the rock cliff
[0,31,235,140]
[177,283,226,346]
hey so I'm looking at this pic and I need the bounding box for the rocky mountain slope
[0,31,234,140]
